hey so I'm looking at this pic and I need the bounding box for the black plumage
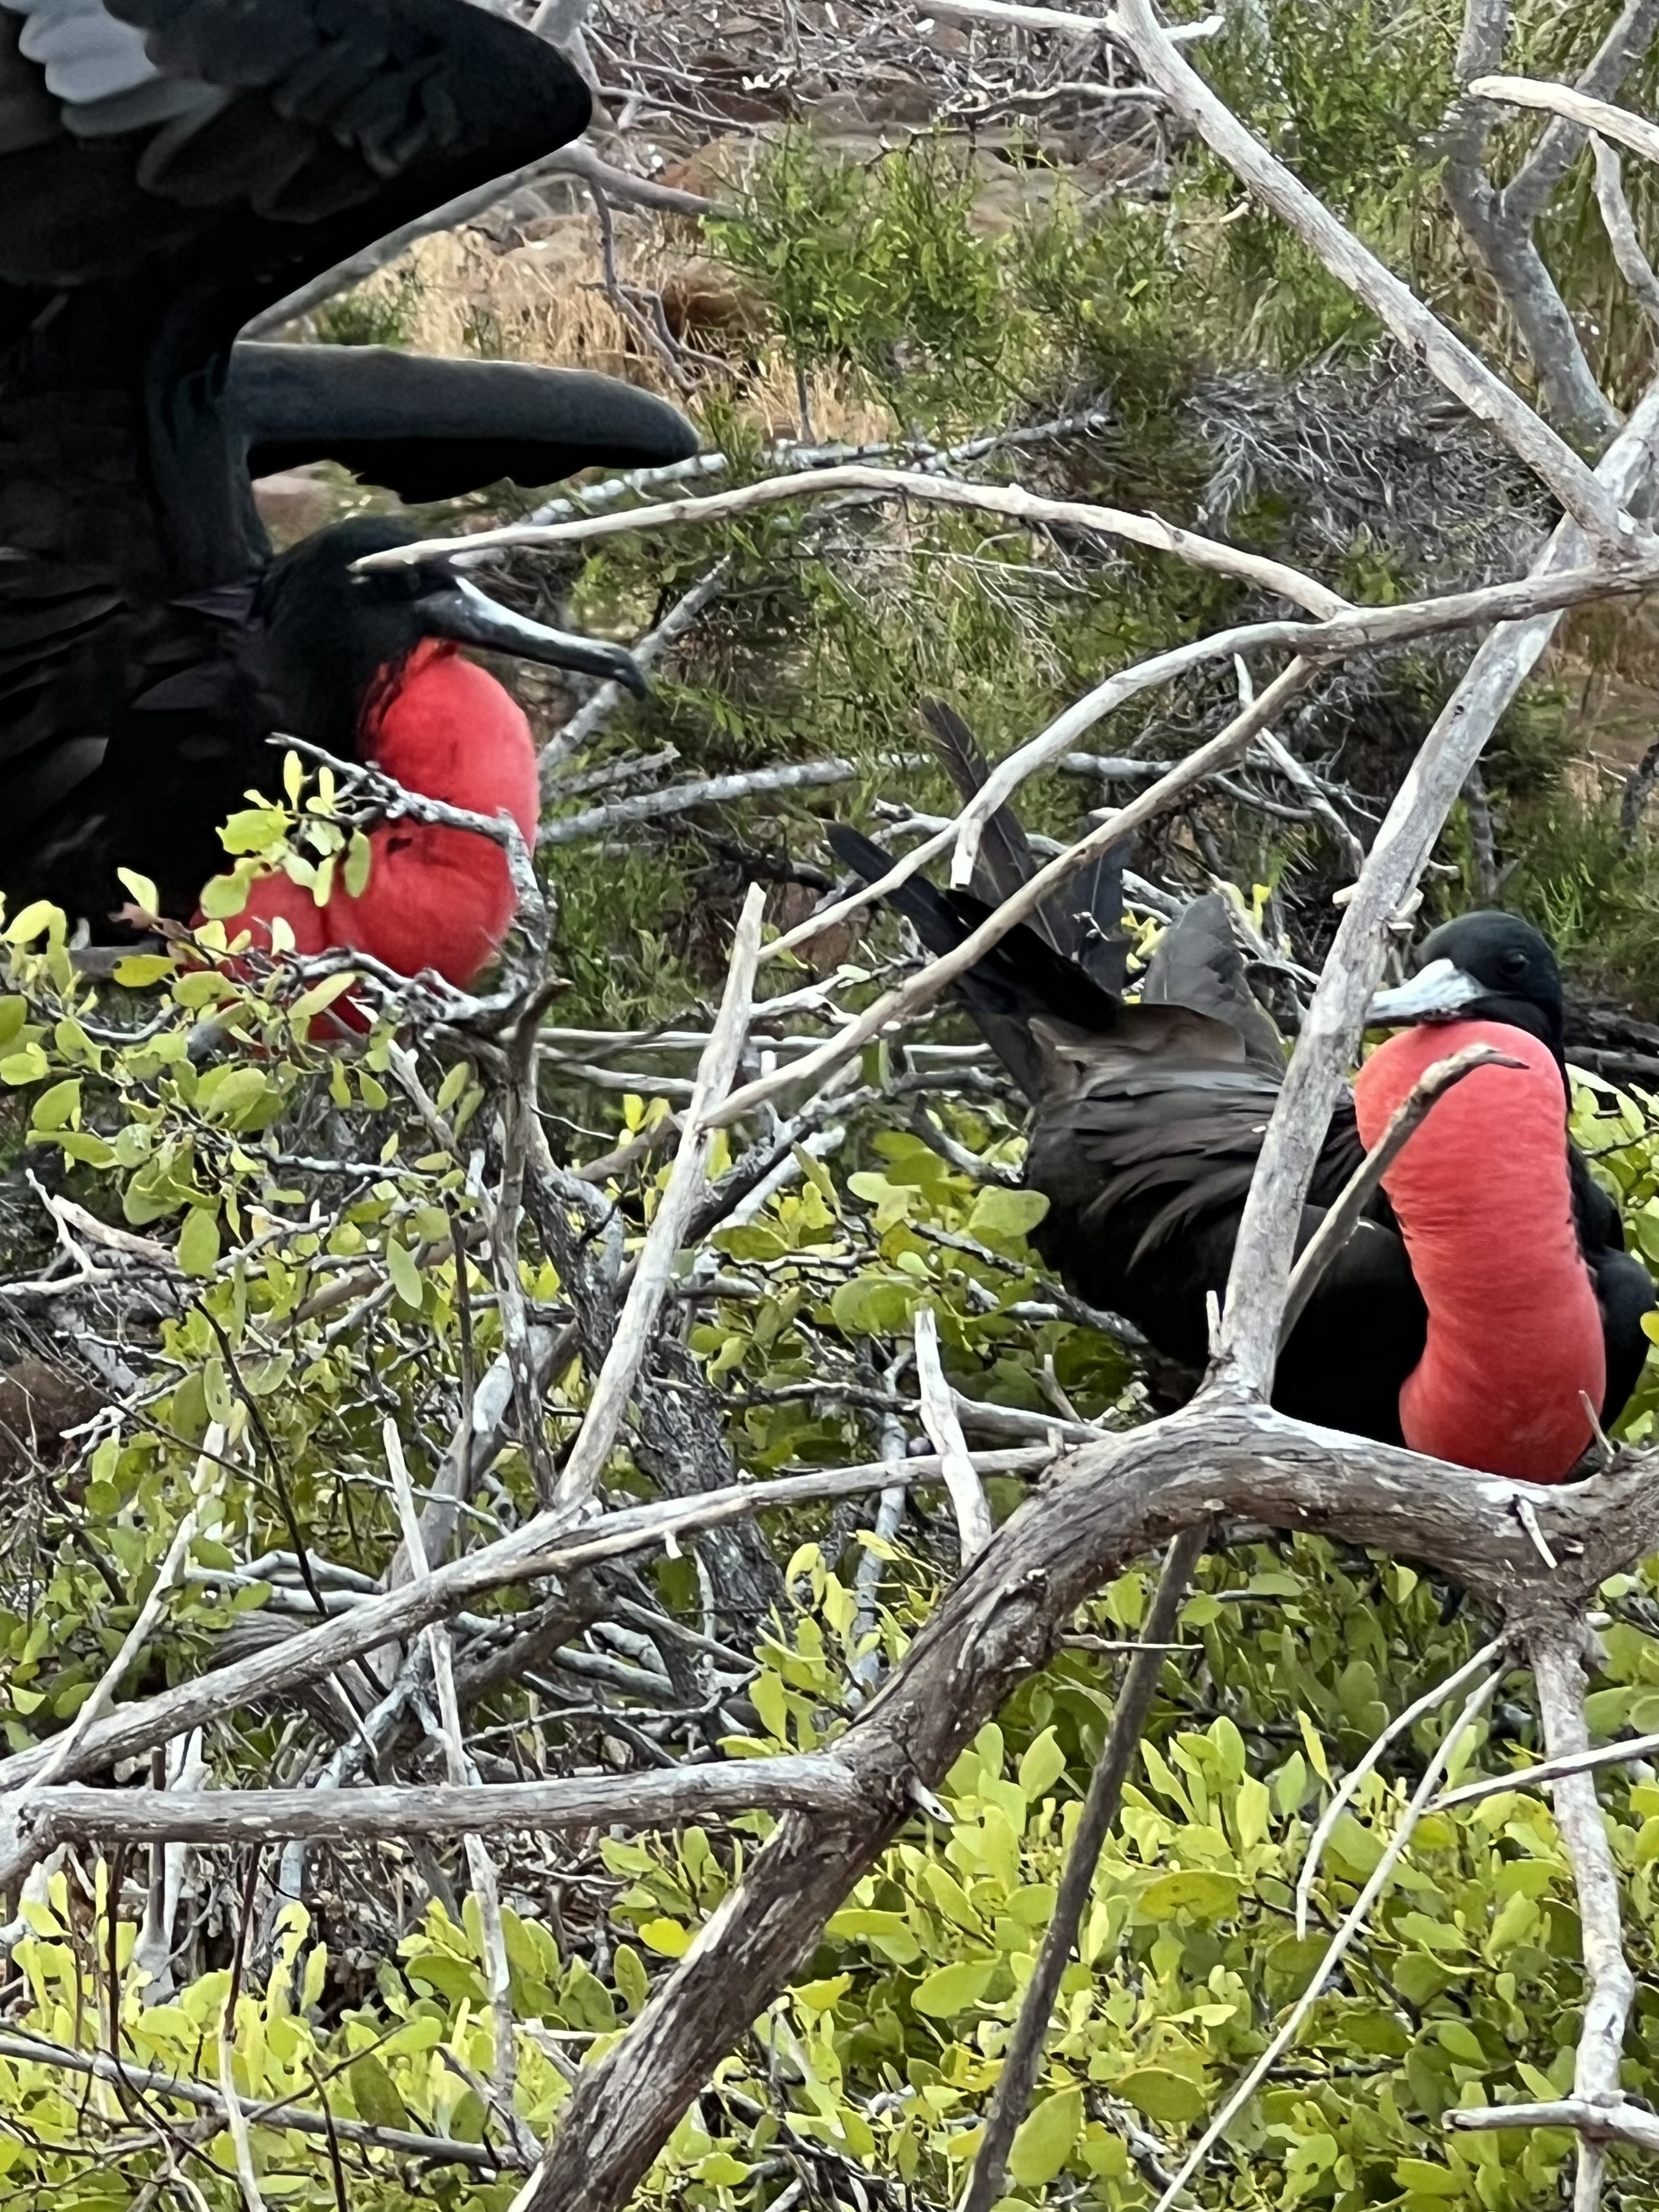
[834,792,1655,1448]
[0,0,697,929]
[831,822,1427,1441]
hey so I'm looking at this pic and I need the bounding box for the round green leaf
[1008,2086,1082,2189]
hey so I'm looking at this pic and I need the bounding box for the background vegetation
[9,1,1659,2207]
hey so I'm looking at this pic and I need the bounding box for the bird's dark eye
[1499,949,1527,978]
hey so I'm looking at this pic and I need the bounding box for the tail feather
[1142,893,1284,1071]
[917,697,1131,984]
[919,698,1043,918]
[827,824,1121,1098]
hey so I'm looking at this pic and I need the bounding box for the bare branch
[0,2028,528,2172]
[1213,370,1659,1400]
[0,1451,1051,1819]
[539,758,856,846]
[354,462,1353,616]
[912,1305,992,1561]
[1472,72,1659,173]
[961,1523,1207,2212]
[1593,136,1659,328]
[553,882,764,1510]
[514,1404,1659,2212]
[707,661,1318,1128]
[17,1757,867,1857]
[1530,1628,1637,2210]
[539,561,731,786]
[1113,0,1641,555]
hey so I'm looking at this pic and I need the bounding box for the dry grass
[342,214,892,448]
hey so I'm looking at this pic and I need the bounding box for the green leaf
[1017,1726,1066,1803]
[639,1917,691,1957]
[343,830,374,899]
[613,1942,651,2013]
[112,954,176,988]
[348,2055,411,2131]
[967,1186,1050,1242]
[0,1043,48,1086]
[1008,2087,1082,2189]
[1138,1869,1239,1921]
[1117,2067,1206,2126]
[116,868,160,917]
[750,1667,790,1742]
[912,1957,995,2017]
[199,870,251,920]
[29,1078,79,1133]
[177,1207,221,1277]
[290,970,360,1028]
[386,1238,422,1310]
[220,806,290,854]
[4,899,58,944]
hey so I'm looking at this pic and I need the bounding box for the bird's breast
[1354,1019,1602,1481]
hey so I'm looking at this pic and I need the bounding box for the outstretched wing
[0,0,589,312]
[0,0,593,893]
[232,344,699,502]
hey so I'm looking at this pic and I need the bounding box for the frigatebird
[1362,915,1655,1479]
[829,824,1654,1479]
[0,0,698,979]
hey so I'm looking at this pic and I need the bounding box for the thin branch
[1593,134,1659,327]
[912,1306,992,1561]
[1448,2097,1659,2155]
[1147,1665,1503,2212]
[240,143,720,338]
[539,759,856,847]
[1531,1627,1637,2210]
[1294,1635,1510,1938]
[24,1427,224,1795]
[1113,0,1640,557]
[354,462,1353,616]
[1472,72,1659,169]
[539,561,731,786]
[1278,1043,1522,1345]
[0,2029,524,2172]
[386,1419,531,2163]
[961,1523,1207,2212]
[707,660,1318,1127]
[553,883,764,1510]
[1437,1719,1659,1809]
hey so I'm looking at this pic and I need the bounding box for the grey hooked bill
[1366,957,1485,1025]
[422,577,648,696]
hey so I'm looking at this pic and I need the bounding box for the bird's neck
[1353,1018,1603,1482]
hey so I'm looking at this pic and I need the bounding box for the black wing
[0,0,589,310]
[232,344,699,503]
[0,0,593,890]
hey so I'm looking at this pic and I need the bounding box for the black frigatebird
[828,823,1654,1480]
[0,0,698,980]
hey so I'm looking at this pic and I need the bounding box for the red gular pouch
[1354,1019,1603,1482]
[194,641,541,1041]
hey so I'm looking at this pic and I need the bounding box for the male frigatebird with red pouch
[1360,913,1654,1480]
[830,823,1654,1480]
[0,0,699,980]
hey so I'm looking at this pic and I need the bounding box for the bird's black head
[251,516,646,754]
[1367,910,1565,1062]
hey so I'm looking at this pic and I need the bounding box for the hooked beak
[420,577,648,696]
[1367,956,1486,1026]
